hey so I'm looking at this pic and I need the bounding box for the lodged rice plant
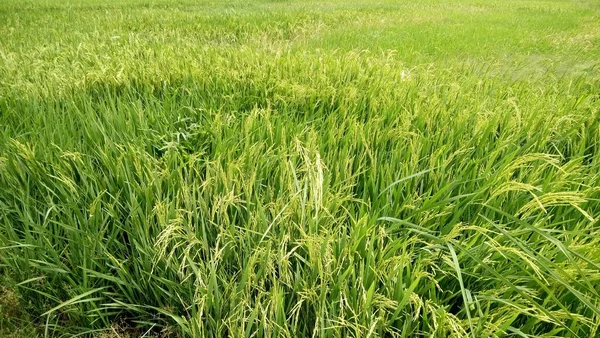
[1,0,599,336]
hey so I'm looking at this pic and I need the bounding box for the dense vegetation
[1,0,599,336]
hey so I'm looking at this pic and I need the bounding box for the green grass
[1,0,600,336]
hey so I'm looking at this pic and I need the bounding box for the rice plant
[1,0,599,336]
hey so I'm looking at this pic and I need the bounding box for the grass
[1,0,600,336]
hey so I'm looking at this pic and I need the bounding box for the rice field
[1,0,600,336]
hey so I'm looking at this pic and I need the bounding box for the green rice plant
[1,0,599,336]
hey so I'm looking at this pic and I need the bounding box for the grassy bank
[1,0,600,336]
